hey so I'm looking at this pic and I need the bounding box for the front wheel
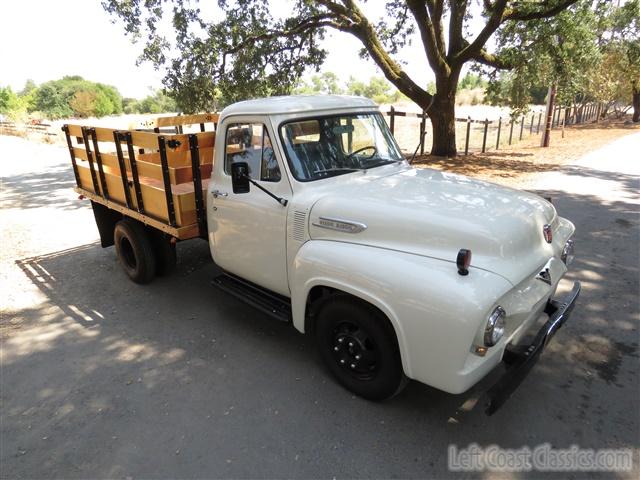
[315,297,407,401]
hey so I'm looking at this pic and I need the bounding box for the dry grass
[411,115,640,188]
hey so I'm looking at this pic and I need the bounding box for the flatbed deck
[63,113,218,240]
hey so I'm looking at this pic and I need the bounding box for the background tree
[485,0,639,120]
[103,0,580,156]
[295,72,344,94]
[30,76,123,119]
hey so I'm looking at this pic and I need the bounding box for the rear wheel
[315,296,406,400]
[114,219,157,284]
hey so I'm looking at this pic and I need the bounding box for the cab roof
[220,95,378,117]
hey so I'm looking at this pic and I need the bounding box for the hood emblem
[536,268,552,285]
[543,224,553,243]
[312,217,367,234]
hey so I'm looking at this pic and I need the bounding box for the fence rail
[0,121,57,137]
[386,101,606,156]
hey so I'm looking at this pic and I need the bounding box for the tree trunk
[633,82,640,123]
[428,72,460,157]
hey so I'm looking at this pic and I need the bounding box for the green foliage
[295,72,343,95]
[124,90,177,114]
[458,74,487,90]
[29,76,123,119]
[138,91,174,113]
[0,86,20,115]
[486,0,639,112]
[294,73,403,104]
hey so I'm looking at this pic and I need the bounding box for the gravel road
[1,133,638,479]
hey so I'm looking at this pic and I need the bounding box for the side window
[225,123,281,182]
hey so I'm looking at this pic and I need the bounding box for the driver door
[209,120,292,296]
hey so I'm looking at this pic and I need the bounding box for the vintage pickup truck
[63,95,579,414]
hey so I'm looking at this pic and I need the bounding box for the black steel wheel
[114,219,157,284]
[315,296,406,400]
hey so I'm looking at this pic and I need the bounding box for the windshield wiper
[313,167,362,177]
[360,159,400,169]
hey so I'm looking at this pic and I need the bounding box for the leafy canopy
[102,0,581,113]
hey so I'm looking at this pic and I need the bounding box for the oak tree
[103,0,579,156]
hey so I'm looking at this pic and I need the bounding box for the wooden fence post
[496,117,502,150]
[509,118,515,145]
[529,113,534,135]
[537,113,542,134]
[389,106,395,135]
[519,116,525,141]
[419,111,426,155]
[464,117,471,155]
[481,119,489,153]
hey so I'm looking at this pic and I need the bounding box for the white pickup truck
[64,95,580,414]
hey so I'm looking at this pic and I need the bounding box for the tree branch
[454,0,508,65]
[472,49,512,69]
[406,0,449,73]
[335,1,432,108]
[448,0,468,57]
[427,0,446,58]
[505,0,580,21]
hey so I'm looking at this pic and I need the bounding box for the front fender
[290,241,514,393]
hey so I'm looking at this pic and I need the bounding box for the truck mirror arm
[242,174,288,207]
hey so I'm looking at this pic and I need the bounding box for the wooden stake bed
[63,113,219,241]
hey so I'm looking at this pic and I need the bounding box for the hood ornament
[536,268,552,285]
[312,217,367,234]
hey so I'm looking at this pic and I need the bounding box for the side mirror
[231,161,250,194]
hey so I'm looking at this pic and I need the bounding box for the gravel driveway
[1,133,638,479]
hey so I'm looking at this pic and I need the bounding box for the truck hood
[307,167,560,285]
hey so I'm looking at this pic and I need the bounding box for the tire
[315,296,407,401]
[114,219,157,284]
[149,230,177,276]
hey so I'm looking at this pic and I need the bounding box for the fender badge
[543,224,553,243]
[536,268,552,285]
[312,217,367,234]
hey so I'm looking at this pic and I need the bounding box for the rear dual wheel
[114,219,157,284]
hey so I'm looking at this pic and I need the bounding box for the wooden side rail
[63,121,215,238]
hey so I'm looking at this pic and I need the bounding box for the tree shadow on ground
[413,152,562,178]
[1,164,84,211]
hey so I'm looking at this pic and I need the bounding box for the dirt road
[1,133,638,478]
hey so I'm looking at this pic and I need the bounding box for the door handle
[212,190,228,198]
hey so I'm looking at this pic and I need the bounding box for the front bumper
[485,281,581,415]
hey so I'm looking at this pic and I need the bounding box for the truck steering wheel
[345,145,378,165]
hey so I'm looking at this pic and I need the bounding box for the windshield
[279,113,403,182]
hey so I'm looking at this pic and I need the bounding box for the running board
[212,274,292,323]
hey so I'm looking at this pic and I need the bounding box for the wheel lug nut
[338,338,344,343]
[348,342,354,347]
[355,354,361,360]
[340,359,345,365]
[350,363,356,369]
[334,346,339,351]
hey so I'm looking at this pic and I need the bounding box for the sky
[0,0,448,99]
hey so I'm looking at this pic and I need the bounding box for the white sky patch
[2,0,488,98]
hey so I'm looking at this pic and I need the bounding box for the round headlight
[484,306,506,347]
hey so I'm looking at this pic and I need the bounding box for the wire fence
[386,101,607,156]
